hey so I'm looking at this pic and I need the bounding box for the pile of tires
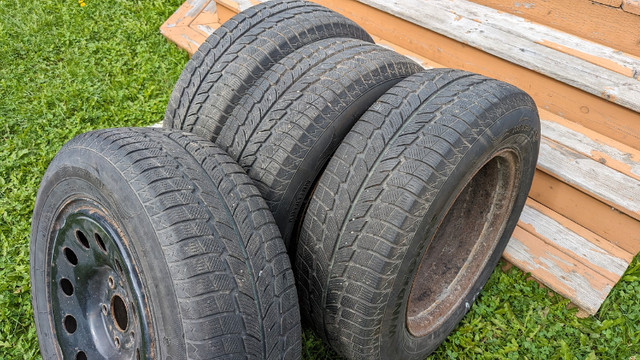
[30,1,540,359]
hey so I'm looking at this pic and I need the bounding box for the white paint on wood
[538,138,640,217]
[357,0,640,112]
[519,205,630,279]
[196,24,218,36]
[541,119,640,180]
[504,236,611,314]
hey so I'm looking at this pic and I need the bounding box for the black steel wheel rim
[48,205,151,359]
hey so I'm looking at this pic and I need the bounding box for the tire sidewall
[30,147,185,359]
[379,106,540,359]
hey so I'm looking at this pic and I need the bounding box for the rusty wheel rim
[406,150,520,337]
[48,204,150,359]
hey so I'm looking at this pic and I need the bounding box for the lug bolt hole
[95,233,107,252]
[114,336,121,348]
[63,315,77,334]
[75,230,89,249]
[102,303,108,316]
[63,248,78,265]
[108,276,115,289]
[76,351,87,360]
[111,295,129,332]
[60,278,74,296]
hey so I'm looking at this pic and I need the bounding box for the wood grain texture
[540,110,640,182]
[470,0,640,57]
[529,170,640,254]
[593,0,623,6]
[623,0,640,15]
[160,0,222,55]
[357,0,640,112]
[538,138,640,220]
[505,227,614,314]
[519,201,633,279]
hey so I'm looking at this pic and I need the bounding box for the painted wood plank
[623,0,640,15]
[163,0,212,29]
[542,119,640,181]
[357,0,640,112]
[160,26,209,56]
[538,138,640,220]
[593,0,623,6]
[504,227,614,314]
[540,109,640,182]
[469,0,640,57]
[530,170,640,254]
[518,201,633,280]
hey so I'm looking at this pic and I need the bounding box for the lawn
[0,0,638,359]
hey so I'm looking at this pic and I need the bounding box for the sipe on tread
[296,69,540,360]
[164,0,373,142]
[225,42,422,251]
[30,127,300,359]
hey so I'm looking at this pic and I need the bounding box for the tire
[163,0,373,142]
[296,69,540,359]
[225,42,422,251]
[30,128,301,359]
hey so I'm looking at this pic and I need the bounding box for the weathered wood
[312,0,640,150]
[623,0,640,15]
[519,201,633,280]
[593,0,623,6]
[160,0,222,55]
[529,170,640,254]
[468,0,640,57]
[357,0,640,112]
[538,138,640,220]
[540,110,640,182]
[505,227,614,314]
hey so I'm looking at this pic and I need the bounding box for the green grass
[0,1,638,359]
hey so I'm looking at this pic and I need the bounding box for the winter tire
[30,128,301,359]
[163,0,373,142]
[222,40,422,250]
[296,69,540,359]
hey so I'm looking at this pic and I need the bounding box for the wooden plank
[623,0,640,15]
[160,26,209,56]
[593,0,623,6]
[312,0,640,150]
[468,0,640,57]
[540,110,640,182]
[356,0,640,112]
[191,1,220,25]
[529,170,640,254]
[505,227,615,314]
[162,0,212,28]
[538,138,640,220]
[518,201,633,280]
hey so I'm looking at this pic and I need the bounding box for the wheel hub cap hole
[111,295,129,331]
[75,230,89,249]
[95,233,107,252]
[60,278,74,296]
[63,247,78,265]
[63,315,77,334]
